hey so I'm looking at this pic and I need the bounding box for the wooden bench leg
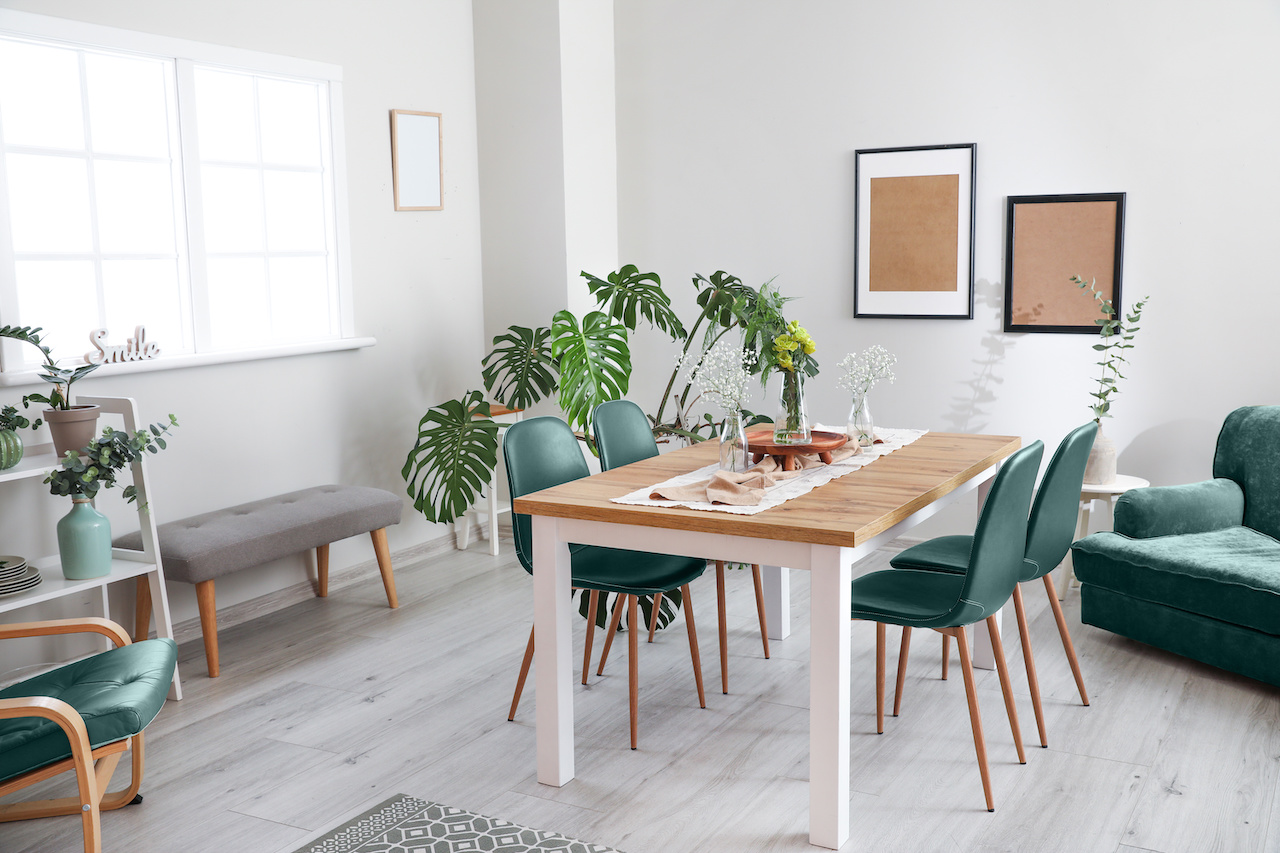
[370,528,399,609]
[195,580,220,678]
[316,544,330,598]
[134,579,152,643]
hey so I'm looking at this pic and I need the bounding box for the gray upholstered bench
[118,485,403,677]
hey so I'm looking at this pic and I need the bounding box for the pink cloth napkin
[650,444,861,506]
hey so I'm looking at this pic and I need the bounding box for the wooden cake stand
[745,427,849,471]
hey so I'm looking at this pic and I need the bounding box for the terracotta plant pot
[44,405,101,457]
[1083,423,1116,486]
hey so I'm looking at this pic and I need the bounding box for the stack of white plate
[0,556,40,596]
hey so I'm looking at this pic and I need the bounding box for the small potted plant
[1072,275,1148,484]
[45,416,178,580]
[0,405,42,470]
[0,324,101,456]
[837,345,897,447]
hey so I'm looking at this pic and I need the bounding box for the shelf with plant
[0,324,102,455]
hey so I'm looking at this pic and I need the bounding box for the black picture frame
[1003,192,1126,334]
[853,143,976,319]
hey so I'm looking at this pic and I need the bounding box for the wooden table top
[513,431,1021,549]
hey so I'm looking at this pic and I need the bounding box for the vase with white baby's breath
[837,345,897,447]
[688,339,757,472]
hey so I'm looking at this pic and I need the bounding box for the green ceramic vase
[57,499,113,580]
[0,429,22,470]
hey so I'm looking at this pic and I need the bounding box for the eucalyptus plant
[1072,275,1148,422]
[0,324,100,410]
[45,416,178,503]
[0,404,41,433]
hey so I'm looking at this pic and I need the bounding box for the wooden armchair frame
[0,618,148,853]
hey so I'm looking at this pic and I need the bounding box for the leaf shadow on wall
[940,278,1015,434]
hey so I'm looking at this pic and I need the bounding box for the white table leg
[808,545,851,850]
[762,564,790,640]
[533,515,574,786]
[971,475,1000,670]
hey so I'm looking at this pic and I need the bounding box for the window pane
[102,260,187,354]
[201,165,264,253]
[84,52,171,158]
[194,68,257,163]
[6,153,93,253]
[0,38,84,150]
[14,260,99,367]
[263,170,326,253]
[205,257,268,350]
[268,256,330,342]
[258,78,322,168]
[96,160,177,255]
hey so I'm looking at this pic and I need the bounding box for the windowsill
[0,336,377,388]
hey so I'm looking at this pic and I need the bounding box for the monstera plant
[402,265,809,630]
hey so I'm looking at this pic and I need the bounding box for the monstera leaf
[577,588,682,632]
[583,265,686,341]
[481,325,556,411]
[402,390,499,524]
[551,310,630,434]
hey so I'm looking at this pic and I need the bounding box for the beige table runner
[611,426,928,515]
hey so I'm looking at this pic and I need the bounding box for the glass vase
[848,391,875,447]
[719,410,748,472]
[774,371,810,445]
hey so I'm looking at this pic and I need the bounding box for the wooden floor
[3,529,1279,853]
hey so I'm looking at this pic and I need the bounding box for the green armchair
[1071,405,1280,686]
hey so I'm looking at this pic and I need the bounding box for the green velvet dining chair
[852,440,1043,812]
[591,399,772,695]
[504,415,708,749]
[888,422,1097,748]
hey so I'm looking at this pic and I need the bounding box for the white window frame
[0,10,370,387]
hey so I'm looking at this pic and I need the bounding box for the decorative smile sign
[85,326,161,365]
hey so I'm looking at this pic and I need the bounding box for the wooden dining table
[513,430,1021,849]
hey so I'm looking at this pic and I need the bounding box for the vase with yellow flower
[770,321,818,444]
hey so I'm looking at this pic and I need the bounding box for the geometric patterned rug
[292,794,626,853]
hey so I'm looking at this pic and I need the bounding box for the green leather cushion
[889,535,972,574]
[1071,527,1280,636]
[851,568,986,629]
[0,638,177,784]
[569,545,706,596]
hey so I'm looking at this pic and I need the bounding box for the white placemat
[611,426,929,515]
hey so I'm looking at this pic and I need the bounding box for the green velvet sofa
[1070,405,1280,686]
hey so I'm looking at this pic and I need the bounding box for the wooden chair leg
[597,594,625,676]
[648,592,662,643]
[893,626,912,717]
[942,634,950,680]
[1012,584,1048,747]
[1043,574,1089,705]
[369,528,399,609]
[134,579,152,643]
[99,733,145,811]
[954,626,995,812]
[582,591,599,685]
[509,626,535,721]
[750,564,770,658]
[986,615,1026,765]
[628,595,639,750]
[716,561,729,694]
[316,543,330,598]
[194,580,220,678]
[876,622,886,734]
[681,584,706,709]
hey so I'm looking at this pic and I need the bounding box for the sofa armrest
[1114,478,1245,539]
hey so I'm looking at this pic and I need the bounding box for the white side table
[455,404,523,556]
[1057,473,1150,599]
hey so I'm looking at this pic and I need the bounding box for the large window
[0,12,356,378]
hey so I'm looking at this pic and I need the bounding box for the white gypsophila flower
[691,338,756,414]
[837,344,897,397]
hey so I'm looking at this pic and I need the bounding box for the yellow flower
[786,320,800,334]
[801,339,816,355]
[773,334,799,353]
[777,352,794,370]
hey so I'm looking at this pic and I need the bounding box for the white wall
[609,0,1280,534]
[0,0,485,639]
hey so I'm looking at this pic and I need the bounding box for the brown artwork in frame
[1003,193,1125,333]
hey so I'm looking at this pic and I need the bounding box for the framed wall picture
[853,143,976,319]
[1003,192,1125,333]
[390,109,442,210]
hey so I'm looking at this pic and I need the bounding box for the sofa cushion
[1213,405,1280,541]
[0,638,177,783]
[1072,526,1280,636]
